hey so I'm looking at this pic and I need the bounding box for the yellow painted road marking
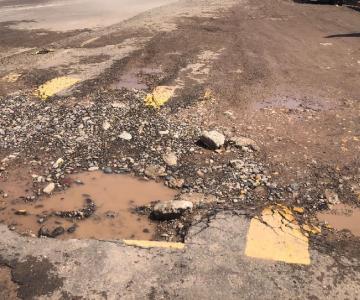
[144,86,175,108]
[245,206,311,265]
[35,76,80,100]
[123,240,185,249]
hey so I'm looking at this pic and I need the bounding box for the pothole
[0,171,176,240]
[317,204,360,237]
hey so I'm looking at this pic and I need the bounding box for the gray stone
[119,131,132,141]
[162,152,177,166]
[151,200,193,220]
[43,182,55,194]
[230,136,260,151]
[103,167,113,174]
[144,165,166,179]
[200,130,225,150]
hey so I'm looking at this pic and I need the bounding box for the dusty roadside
[0,0,360,298]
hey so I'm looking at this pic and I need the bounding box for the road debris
[199,130,225,149]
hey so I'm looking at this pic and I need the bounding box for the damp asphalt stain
[10,256,63,299]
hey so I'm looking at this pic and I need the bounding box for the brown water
[317,204,360,237]
[0,171,176,240]
[111,72,148,90]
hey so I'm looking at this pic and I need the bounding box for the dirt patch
[0,171,176,240]
[317,203,360,236]
[0,266,18,300]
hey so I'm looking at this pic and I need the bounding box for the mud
[0,266,18,300]
[0,172,176,240]
[317,204,360,237]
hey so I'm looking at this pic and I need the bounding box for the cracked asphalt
[0,0,360,298]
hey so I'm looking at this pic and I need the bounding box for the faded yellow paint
[302,224,321,235]
[293,207,304,214]
[123,240,185,249]
[36,76,80,100]
[245,206,311,265]
[2,72,21,83]
[144,86,175,108]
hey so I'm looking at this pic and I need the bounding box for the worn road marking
[2,72,21,83]
[245,206,311,265]
[144,86,176,108]
[36,76,80,100]
[123,240,184,249]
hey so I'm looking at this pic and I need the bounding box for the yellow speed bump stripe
[123,240,184,249]
[144,86,176,108]
[36,76,80,100]
[245,205,311,265]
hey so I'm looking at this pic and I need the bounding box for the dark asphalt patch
[10,256,63,299]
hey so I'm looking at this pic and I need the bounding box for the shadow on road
[293,0,360,13]
[325,32,360,38]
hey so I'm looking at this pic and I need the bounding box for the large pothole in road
[0,171,176,240]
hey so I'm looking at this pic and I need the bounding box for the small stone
[43,182,55,194]
[103,167,113,174]
[200,130,225,150]
[162,152,177,166]
[67,224,77,233]
[151,200,193,220]
[168,178,185,188]
[102,120,111,131]
[119,131,132,141]
[88,166,99,171]
[229,136,260,151]
[144,165,166,179]
[53,158,64,169]
[324,189,340,205]
[51,226,65,237]
[15,209,27,215]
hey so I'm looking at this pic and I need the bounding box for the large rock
[151,200,193,220]
[229,136,260,151]
[200,130,225,150]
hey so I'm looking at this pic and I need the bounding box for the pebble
[103,167,113,174]
[119,131,132,141]
[43,182,55,194]
[162,152,177,166]
[200,130,225,150]
[53,158,64,169]
[144,165,166,179]
[88,166,99,171]
[229,136,260,151]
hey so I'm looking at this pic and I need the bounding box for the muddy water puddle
[317,204,360,237]
[110,67,162,90]
[0,172,176,240]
